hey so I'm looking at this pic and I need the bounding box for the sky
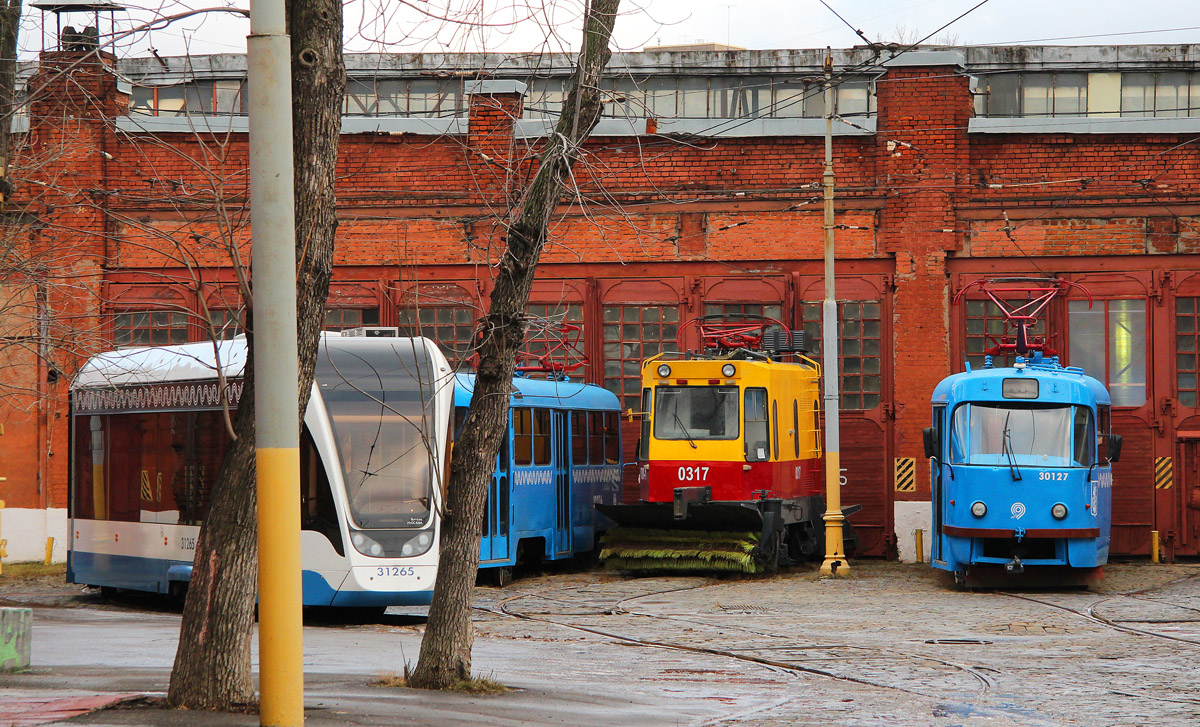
[19,0,1199,59]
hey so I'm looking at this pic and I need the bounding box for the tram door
[480,422,511,563]
[553,411,571,555]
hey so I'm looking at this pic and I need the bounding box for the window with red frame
[801,301,882,411]
[603,304,679,409]
[1177,297,1200,408]
[113,311,189,347]
[323,308,380,332]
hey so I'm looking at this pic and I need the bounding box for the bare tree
[408,0,620,690]
[166,0,344,709]
[875,25,961,46]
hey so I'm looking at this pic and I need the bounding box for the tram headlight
[351,531,385,557]
[721,363,737,377]
[657,363,672,378]
[349,527,435,558]
[1051,503,1068,520]
[970,501,987,518]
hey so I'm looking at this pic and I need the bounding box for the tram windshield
[317,341,438,529]
[950,403,1095,467]
[654,386,739,441]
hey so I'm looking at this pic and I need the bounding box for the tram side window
[533,409,552,465]
[514,409,533,465]
[570,411,588,464]
[772,400,779,460]
[73,409,227,525]
[1073,406,1096,467]
[792,400,800,458]
[172,411,227,526]
[589,411,605,464]
[300,426,343,556]
[453,406,468,439]
[604,411,620,464]
[745,388,769,461]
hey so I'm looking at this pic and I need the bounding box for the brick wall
[4,49,1199,556]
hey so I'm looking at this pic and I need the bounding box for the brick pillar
[465,80,526,209]
[875,53,971,505]
[21,50,127,511]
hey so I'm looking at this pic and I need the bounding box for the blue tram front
[925,354,1122,585]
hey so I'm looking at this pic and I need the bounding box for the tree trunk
[167,0,343,709]
[287,0,343,393]
[408,0,619,690]
[0,0,21,203]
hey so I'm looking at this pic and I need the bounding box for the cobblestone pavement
[2,560,1199,726]
[467,560,1200,726]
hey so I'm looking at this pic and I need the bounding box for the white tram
[68,334,454,607]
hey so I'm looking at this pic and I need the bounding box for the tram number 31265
[376,566,415,577]
[678,466,710,481]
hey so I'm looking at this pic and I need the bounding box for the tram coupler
[673,486,712,520]
[1005,555,1024,574]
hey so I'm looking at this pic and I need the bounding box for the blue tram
[454,373,622,584]
[925,281,1123,587]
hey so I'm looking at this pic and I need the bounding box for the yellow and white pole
[819,49,849,577]
[248,0,303,722]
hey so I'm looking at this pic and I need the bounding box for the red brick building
[1,43,1198,562]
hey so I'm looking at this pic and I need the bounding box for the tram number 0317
[678,466,710,481]
[376,566,415,577]
[1038,471,1069,481]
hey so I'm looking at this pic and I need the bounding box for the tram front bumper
[330,565,437,607]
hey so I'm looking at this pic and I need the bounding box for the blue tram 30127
[925,279,1123,587]
[926,354,1122,586]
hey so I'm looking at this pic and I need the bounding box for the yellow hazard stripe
[1155,456,1173,490]
[139,470,152,500]
[895,457,916,492]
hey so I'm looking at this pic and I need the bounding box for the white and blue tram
[68,333,621,605]
[925,353,1122,587]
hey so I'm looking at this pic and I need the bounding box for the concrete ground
[1,559,1198,726]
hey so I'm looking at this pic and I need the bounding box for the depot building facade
[2,41,1199,563]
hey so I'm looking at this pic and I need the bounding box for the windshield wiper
[671,407,698,449]
[1002,411,1022,481]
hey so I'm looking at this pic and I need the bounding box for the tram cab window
[638,388,651,461]
[1097,405,1112,461]
[950,403,1092,467]
[744,388,769,461]
[301,426,343,556]
[1072,407,1096,467]
[654,386,739,441]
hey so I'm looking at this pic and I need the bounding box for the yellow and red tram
[599,315,858,573]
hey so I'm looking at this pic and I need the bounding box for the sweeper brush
[598,527,768,574]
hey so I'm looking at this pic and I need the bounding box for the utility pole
[247,0,303,721]
[819,48,849,577]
